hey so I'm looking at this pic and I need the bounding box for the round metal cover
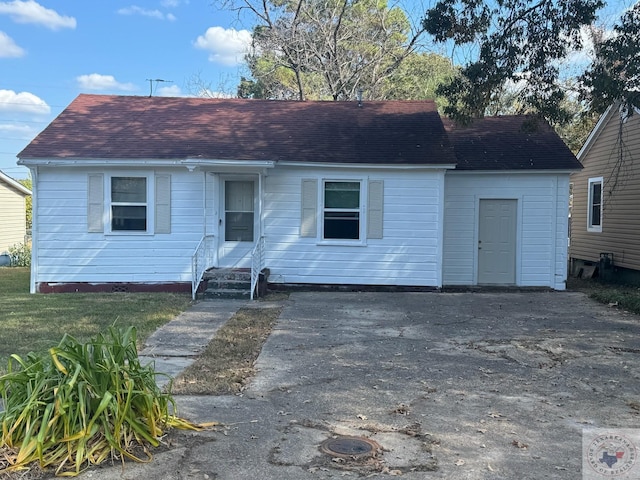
[320,436,380,459]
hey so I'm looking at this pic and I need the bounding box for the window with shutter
[300,177,384,241]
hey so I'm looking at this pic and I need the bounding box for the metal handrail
[250,236,265,300]
[191,235,215,300]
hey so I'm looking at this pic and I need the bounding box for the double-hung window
[87,173,171,234]
[111,177,148,232]
[300,178,383,241]
[323,181,361,240]
[587,177,603,232]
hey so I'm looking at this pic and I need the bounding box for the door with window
[478,199,517,285]
[218,179,256,267]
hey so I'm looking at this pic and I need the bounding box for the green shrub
[8,242,31,267]
[0,326,209,476]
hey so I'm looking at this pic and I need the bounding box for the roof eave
[279,161,457,170]
[17,157,277,170]
[447,168,581,175]
[0,171,31,195]
[18,157,456,170]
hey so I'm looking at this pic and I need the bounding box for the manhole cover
[320,436,381,459]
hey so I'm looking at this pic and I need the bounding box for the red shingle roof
[19,94,581,171]
[19,94,455,165]
[443,116,582,170]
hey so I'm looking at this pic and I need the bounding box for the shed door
[478,199,517,285]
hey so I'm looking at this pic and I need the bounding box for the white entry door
[218,179,256,267]
[478,199,517,285]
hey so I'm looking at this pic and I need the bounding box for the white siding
[33,167,204,284]
[443,173,570,290]
[0,182,28,254]
[263,167,445,287]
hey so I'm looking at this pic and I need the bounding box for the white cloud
[157,84,184,97]
[0,0,76,30]
[161,0,186,7]
[117,5,177,21]
[76,74,137,92]
[0,31,24,57]
[0,89,50,114]
[0,122,34,137]
[194,26,252,66]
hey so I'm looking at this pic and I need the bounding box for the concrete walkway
[138,299,248,388]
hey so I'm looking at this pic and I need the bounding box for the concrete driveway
[89,291,640,480]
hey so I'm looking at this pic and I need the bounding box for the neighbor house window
[111,176,147,231]
[323,181,361,240]
[587,177,603,232]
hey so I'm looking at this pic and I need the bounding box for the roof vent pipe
[357,88,363,107]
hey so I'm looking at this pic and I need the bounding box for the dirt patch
[170,305,283,395]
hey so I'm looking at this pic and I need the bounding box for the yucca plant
[0,326,210,477]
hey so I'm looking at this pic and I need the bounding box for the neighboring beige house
[570,102,640,282]
[0,170,31,255]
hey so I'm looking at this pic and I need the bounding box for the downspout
[29,166,38,294]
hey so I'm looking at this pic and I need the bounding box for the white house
[17,94,581,295]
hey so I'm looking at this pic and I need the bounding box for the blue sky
[0,0,633,179]
[0,0,255,178]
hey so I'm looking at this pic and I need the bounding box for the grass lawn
[0,267,192,375]
[567,277,640,315]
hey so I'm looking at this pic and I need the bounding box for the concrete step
[207,279,251,290]
[199,267,269,300]
[203,288,251,300]
[203,268,250,282]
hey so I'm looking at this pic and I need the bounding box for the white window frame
[107,173,154,235]
[320,179,366,245]
[587,176,603,233]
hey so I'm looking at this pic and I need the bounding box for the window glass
[588,178,603,231]
[112,206,147,231]
[112,177,146,203]
[591,183,601,226]
[111,177,147,231]
[323,181,360,240]
[324,182,360,209]
[224,181,254,242]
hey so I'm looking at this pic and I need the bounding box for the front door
[218,179,256,267]
[478,199,517,285]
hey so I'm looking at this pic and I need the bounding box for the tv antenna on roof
[146,78,173,97]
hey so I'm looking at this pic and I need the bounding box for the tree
[222,0,426,101]
[240,47,458,102]
[423,0,604,124]
[581,2,640,115]
[382,52,457,102]
[18,177,31,231]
